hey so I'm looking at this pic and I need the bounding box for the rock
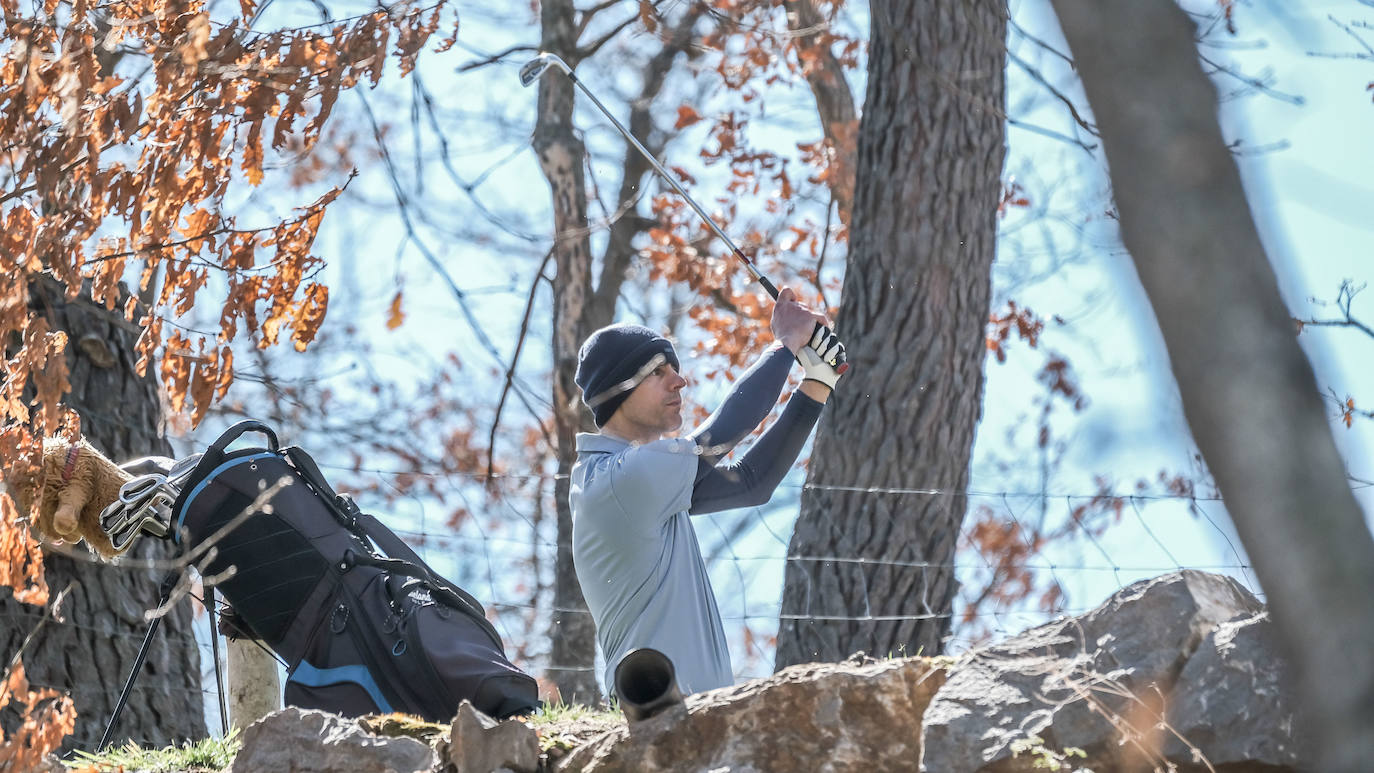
[1161,611,1310,769]
[228,707,436,773]
[444,702,540,773]
[557,656,946,772]
[920,570,1307,772]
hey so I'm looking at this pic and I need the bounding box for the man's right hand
[770,287,847,394]
[771,287,830,354]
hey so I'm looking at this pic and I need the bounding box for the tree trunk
[784,0,858,227]
[1047,2,1374,768]
[775,0,1007,669]
[1,279,204,752]
[534,0,601,705]
[226,638,279,732]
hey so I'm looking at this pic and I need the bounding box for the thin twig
[487,250,556,481]
[1007,49,1099,137]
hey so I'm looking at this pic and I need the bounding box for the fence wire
[7,466,1266,745]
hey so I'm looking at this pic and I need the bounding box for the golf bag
[169,420,539,721]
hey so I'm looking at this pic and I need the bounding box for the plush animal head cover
[8,437,133,557]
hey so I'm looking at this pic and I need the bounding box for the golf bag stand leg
[97,570,181,752]
[206,584,229,736]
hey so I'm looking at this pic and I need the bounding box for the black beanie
[575,323,680,427]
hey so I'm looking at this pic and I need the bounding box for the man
[570,288,846,695]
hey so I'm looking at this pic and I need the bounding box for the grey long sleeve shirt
[570,345,823,694]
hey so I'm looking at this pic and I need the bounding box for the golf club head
[518,53,571,87]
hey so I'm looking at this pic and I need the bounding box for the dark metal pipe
[613,648,685,723]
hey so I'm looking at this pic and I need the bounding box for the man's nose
[670,372,686,390]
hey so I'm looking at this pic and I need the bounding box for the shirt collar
[575,432,630,454]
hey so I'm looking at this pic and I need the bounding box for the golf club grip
[755,274,779,299]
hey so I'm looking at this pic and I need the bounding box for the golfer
[569,288,846,695]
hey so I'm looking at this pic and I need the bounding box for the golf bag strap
[345,550,492,624]
[354,511,431,568]
[282,445,492,621]
[281,445,362,529]
[348,515,492,623]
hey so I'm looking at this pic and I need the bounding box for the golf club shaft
[560,70,779,299]
[529,54,848,374]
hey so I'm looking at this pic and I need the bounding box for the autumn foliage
[1,0,455,756]
[0,661,76,770]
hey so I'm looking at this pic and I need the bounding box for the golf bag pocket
[174,420,540,721]
[287,570,537,721]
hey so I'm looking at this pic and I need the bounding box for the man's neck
[599,421,663,445]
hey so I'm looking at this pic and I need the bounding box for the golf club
[520,52,849,374]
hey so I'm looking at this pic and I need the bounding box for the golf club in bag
[99,420,538,748]
[520,52,849,375]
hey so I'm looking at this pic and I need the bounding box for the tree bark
[534,0,601,705]
[1047,2,1374,768]
[775,0,1007,669]
[226,638,279,732]
[1,279,204,752]
[784,0,858,227]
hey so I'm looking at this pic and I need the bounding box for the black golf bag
[169,420,539,722]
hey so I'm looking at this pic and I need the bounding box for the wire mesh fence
[7,465,1268,746]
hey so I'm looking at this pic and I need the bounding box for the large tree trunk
[775,0,1007,669]
[1,280,204,752]
[534,0,601,705]
[1047,2,1374,768]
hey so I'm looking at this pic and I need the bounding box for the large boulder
[228,707,436,773]
[921,570,1307,772]
[1161,611,1310,768]
[557,656,947,772]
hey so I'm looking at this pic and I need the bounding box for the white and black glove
[797,322,847,390]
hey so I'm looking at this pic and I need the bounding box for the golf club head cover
[798,322,846,389]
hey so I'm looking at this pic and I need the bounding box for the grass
[60,704,627,769]
[523,700,622,728]
[64,732,240,773]
[523,701,624,754]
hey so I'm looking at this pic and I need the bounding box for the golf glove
[798,323,846,389]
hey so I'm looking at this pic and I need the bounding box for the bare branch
[1197,53,1305,105]
[590,5,706,322]
[1007,49,1099,136]
[574,0,629,41]
[1296,281,1374,339]
[786,0,858,224]
[487,249,556,481]
[576,0,678,61]
[456,44,541,73]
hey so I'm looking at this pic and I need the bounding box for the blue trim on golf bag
[287,662,394,714]
[172,452,277,544]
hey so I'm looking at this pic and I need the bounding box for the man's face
[612,360,687,438]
